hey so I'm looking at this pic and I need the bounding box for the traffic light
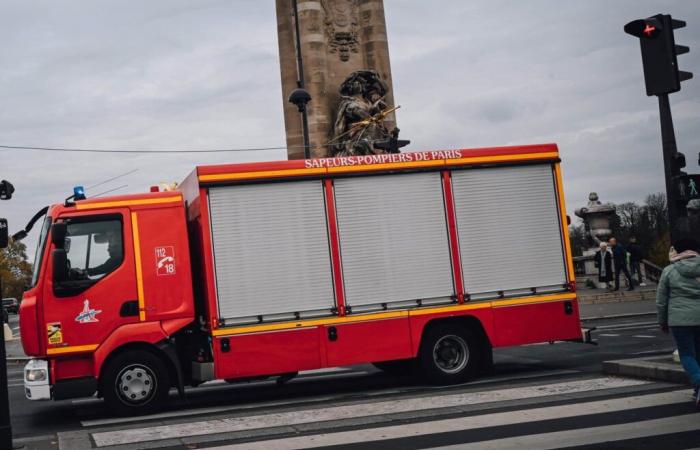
[624,14,692,96]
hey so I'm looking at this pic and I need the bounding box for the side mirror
[51,223,67,249]
[0,218,7,249]
[52,249,69,285]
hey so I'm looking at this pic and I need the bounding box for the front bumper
[24,359,51,400]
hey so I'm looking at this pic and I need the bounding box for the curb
[577,290,656,305]
[6,357,30,364]
[603,356,687,385]
[581,311,656,321]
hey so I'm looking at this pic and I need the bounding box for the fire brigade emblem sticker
[155,246,176,276]
[75,299,102,323]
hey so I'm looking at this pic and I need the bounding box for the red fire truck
[20,144,581,414]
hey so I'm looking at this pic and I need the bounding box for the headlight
[26,369,47,382]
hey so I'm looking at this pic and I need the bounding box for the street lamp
[0,179,14,450]
[288,87,312,159]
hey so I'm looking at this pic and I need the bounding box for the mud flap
[157,340,186,400]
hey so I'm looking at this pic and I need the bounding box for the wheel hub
[116,365,155,404]
[433,335,469,374]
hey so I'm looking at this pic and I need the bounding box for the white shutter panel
[451,164,567,297]
[334,172,454,308]
[208,181,335,320]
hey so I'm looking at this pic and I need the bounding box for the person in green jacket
[656,237,700,407]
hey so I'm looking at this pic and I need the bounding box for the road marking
[90,377,651,447]
[632,349,676,355]
[594,321,658,331]
[598,333,620,337]
[81,395,336,427]
[632,335,656,338]
[80,369,580,426]
[208,390,692,450]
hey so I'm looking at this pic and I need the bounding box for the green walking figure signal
[690,178,698,197]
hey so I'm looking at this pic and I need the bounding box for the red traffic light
[624,18,662,38]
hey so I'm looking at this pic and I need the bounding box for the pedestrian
[627,236,646,287]
[594,242,613,289]
[656,237,700,408]
[609,237,634,291]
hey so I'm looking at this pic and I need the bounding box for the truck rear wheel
[419,323,481,384]
[102,350,170,416]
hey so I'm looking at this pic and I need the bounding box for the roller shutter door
[334,172,454,308]
[451,164,566,298]
[208,181,335,320]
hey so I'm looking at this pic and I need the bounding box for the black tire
[418,323,482,385]
[372,358,417,376]
[101,350,171,416]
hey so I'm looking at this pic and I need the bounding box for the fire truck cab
[21,144,582,415]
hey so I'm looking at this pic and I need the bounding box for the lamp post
[289,0,312,159]
[0,179,14,450]
[288,87,312,159]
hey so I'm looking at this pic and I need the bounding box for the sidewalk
[580,298,656,320]
[603,356,686,385]
[6,337,28,363]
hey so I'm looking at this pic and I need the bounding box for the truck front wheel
[102,350,171,416]
[419,324,481,384]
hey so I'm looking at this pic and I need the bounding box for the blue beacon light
[73,186,86,201]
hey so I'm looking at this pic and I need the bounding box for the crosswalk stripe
[79,368,577,427]
[210,390,692,450]
[89,377,650,447]
[432,414,700,449]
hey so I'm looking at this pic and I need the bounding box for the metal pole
[657,93,684,242]
[0,274,12,450]
[291,0,311,159]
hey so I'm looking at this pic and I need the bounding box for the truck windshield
[30,216,52,287]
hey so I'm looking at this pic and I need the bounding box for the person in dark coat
[628,236,645,287]
[594,242,613,289]
[609,237,634,291]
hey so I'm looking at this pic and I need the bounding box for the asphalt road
[5,302,678,449]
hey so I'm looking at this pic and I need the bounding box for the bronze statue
[330,70,408,156]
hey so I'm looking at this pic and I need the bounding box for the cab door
[41,209,139,355]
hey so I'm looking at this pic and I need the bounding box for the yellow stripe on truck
[47,344,99,355]
[75,196,181,210]
[131,212,146,322]
[212,292,577,337]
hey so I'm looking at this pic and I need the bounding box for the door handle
[327,326,338,342]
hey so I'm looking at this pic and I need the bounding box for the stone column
[276,0,397,159]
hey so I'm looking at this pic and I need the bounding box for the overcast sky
[1,0,699,257]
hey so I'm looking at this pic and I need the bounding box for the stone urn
[575,193,617,287]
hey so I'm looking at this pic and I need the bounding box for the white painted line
[632,335,656,339]
[82,369,580,426]
[598,334,620,337]
[426,369,580,390]
[81,394,336,427]
[300,367,355,375]
[433,414,700,450]
[594,321,657,331]
[209,390,691,450]
[90,377,650,447]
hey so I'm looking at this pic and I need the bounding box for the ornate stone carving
[323,0,359,62]
[331,70,407,156]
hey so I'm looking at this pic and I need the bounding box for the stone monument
[276,0,398,159]
[575,192,617,287]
